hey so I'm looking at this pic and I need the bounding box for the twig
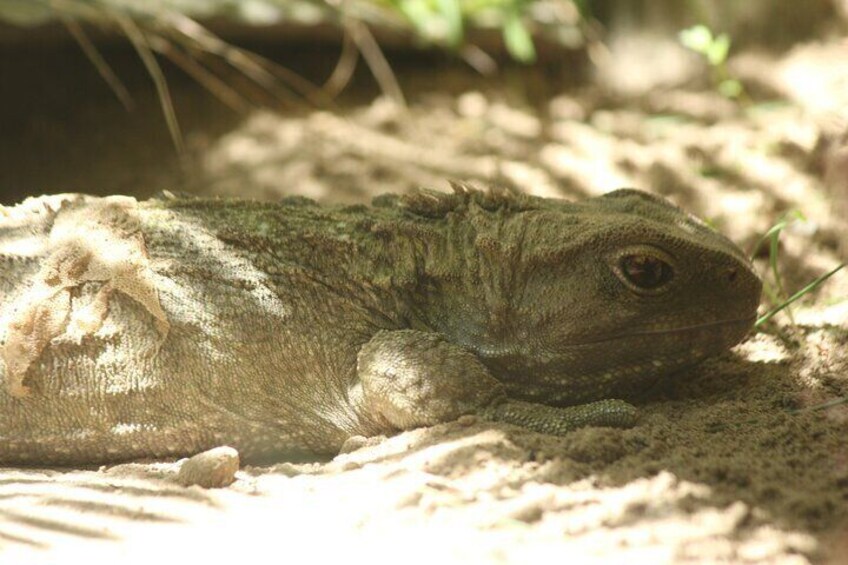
[111,12,185,157]
[150,36,251,113]
[323,30,359,99]
[345,18,406,111]
[61,16,134,110]
[789,396,848,414]
[158,11,328,110]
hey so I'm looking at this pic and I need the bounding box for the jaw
[477,316,757,406]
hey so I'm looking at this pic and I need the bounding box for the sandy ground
[1,37,847,563]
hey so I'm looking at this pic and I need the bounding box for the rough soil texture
[1,39,847,564]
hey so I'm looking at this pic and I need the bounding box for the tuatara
[0,184,761,465]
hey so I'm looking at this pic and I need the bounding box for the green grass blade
[755,263,845,328]
[789,396,848,414]
[749,209,806,261]
[750,209,807,325]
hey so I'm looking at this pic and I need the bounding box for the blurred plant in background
[0,0,589,151]
[5,0,843,160]
[0,0,589,62]
[379,0,584,62]
[678,24,744,99]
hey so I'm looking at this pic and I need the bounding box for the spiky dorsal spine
[372,181,543,219]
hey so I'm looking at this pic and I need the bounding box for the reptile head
[441,188,762,405]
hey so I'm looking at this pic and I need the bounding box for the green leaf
[678,25,713,54]
[435,0,463,46]
[503,11,535,63]
[397,0,436,38]
[706,33,730,65]
[718,79,742,99]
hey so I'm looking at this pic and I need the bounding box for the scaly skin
[0,185,761,465]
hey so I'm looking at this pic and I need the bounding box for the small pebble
[548,95,586,121]
[457,91,488,119]
[177,446,240,488]
[488,103,542,139]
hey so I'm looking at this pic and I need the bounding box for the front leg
[356,330,637,435]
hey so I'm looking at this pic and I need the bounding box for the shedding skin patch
[0,196,169,397]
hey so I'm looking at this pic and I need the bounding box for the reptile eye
[618,254,673,290]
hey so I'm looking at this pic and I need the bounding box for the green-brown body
[0,185,761,464]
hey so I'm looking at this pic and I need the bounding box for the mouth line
[466,314,758,360]
[566,314,758,346]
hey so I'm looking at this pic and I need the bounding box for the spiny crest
[373,181,543,219]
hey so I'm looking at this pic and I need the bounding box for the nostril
[726,268,738,283]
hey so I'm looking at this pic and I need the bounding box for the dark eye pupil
[620,255,672,289]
